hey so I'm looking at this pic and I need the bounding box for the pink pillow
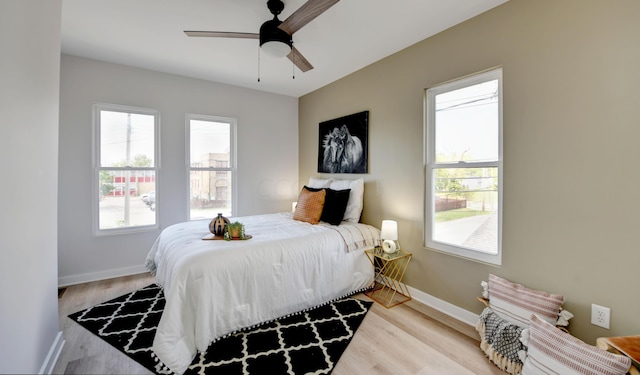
[489,274,564,328]
[522,314,631,375]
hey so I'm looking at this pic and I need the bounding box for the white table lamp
[380,220,399,253]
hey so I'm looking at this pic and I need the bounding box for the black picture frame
[317,111,368,174]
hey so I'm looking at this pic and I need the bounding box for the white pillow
[329,178,364,223]
[307,177,333,189]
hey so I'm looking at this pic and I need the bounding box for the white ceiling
[61,0,508,97]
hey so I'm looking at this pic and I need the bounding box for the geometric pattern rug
[68,284,372,375]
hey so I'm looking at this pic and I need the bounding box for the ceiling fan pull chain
[292,46,295,80]
[257,45,261,82]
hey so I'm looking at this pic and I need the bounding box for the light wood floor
[53,273,504,375]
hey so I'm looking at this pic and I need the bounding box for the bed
[144,178,379,374]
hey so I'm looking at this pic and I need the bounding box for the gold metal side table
[364,247,412,308]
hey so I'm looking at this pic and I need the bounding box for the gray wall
[58,55,299,285]
[0,1,62,373]
[299,0,640,344]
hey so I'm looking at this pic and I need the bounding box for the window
[187,114,236,220]
[425,67,503,265]
[93,104,159,234]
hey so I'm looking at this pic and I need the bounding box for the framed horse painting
[317,111,368,174]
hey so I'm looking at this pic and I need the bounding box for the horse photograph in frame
[317,111,368,174]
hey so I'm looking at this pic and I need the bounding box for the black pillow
[304,186,351,225]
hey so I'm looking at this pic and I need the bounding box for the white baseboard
[407,285,479,327]
[39,331,64,375]
[58,268,476,325]
[58,264,148,287]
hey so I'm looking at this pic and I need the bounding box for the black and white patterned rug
[68,284,372,375]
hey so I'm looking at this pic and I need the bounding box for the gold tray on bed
[202,234,252,240]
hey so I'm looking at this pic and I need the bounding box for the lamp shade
[380,220,398,241]
[261,40,291,58]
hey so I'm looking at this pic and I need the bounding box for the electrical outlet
[591,304,611,329]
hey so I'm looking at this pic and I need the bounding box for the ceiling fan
[184,0,340,73]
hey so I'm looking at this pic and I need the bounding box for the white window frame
[186,114,237,220]
[424,67,503,265]
[93,103,160,235]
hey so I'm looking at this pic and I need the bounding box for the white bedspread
[144,212,378,374]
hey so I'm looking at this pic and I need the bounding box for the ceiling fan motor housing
[260,0,292,57]
[260,19,292,48]
[266,0,285,16]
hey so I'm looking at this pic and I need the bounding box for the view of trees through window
[95,106,157,231]
[426,68,502,264]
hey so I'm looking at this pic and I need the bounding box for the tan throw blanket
[323,221,381,252]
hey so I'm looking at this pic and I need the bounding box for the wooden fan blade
[279,0,340,35]
[287,47,313,72]
[184,31,259,39]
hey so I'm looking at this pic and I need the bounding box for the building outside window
[424,67,503,265]
[93,104,159,234]
[187,114,236,220]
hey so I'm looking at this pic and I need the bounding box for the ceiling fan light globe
[261,41,291,58]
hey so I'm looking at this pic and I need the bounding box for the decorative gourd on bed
[209,213,229,236]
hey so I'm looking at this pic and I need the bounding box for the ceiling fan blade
[184,31,259,39]
[288,47,313,72]
[279,0,340,35]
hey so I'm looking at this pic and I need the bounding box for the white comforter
[145,212,378,374]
